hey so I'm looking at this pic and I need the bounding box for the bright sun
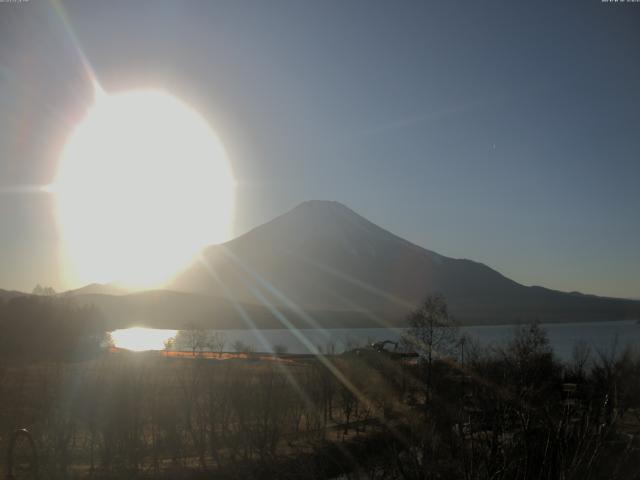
[55,89,235,288]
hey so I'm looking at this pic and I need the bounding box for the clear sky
[0,0,638,298]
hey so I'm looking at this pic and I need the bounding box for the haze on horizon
[0,0,638,299]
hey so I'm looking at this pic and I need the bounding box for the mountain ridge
[4,201,638,329]
[171,200,640,325]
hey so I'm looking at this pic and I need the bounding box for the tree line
[0,295,107,362]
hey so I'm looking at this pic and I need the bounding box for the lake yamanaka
[111,320,640,360]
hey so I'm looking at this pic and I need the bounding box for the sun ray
[296,254,416,310]
[214,251,376,412]
[48,0,102,95]
[197,253,319,410]
[220,247,331,336]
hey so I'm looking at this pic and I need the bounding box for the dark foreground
[2,321,640,480]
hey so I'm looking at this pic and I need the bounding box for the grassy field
[3,323,640,479]
[0,348,413,479]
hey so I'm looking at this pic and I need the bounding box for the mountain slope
[172,201,640,325]
[0,289,29,302]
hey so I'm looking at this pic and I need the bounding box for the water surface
[111,320,640,361]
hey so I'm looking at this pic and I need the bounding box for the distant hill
[0,289,29,302]
[62,283,130,297]
[169,200,640,326]
[67,290,375,330]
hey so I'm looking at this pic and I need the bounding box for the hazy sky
[0,0,638,298]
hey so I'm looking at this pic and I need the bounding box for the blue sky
[0,0,638,298]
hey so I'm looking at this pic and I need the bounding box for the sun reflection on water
[110,327,177,352]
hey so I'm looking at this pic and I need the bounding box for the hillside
[170,201,640,325]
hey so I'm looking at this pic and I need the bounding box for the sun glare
[55,89,235,288]
[110,327,177,352]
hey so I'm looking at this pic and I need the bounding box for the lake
[111,319,640,361]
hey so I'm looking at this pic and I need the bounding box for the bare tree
[402,294,457,398]
[182,328,208,357]
[163,336,176,352]
[273,344,288,356]
[208,331,227,356]
[32,284,56,296]
[567,339,591,380]
[232,340,253,355]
